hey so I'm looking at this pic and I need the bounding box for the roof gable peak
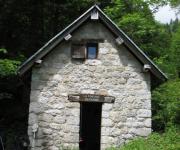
[18,4,167,83]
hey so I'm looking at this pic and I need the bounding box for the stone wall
[28,21,151,150]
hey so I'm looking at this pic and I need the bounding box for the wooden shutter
[71,43,86,59]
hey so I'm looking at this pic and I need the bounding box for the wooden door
[79,103,102,150]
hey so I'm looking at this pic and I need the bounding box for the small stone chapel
[18,5,167,150]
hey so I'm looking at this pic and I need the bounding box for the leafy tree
[170,25,180,77]
[167,0,180,8]
[152,79,180,131]
[0,48,21,77]
[154,20,180,78]
[105,0,171,58]
[0,0,111,58]
[150,0,180,12]
[105,1,179,133]
[0,0,111,77]
[0,48,7,54]
[105,0,153,21]
[0,59,20,77]
[166,18,179,35]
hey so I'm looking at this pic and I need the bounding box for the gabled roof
[18,5,167,82]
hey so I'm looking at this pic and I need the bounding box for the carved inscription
[68,94,115,103]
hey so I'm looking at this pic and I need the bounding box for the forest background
[0,0,179,149]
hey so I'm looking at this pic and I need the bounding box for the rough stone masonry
[28,21,151,150]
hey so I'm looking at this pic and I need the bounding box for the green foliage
[150,0,180,14]
[117,13,157,55]
[107,127,180,150]
[154,21,180,79]
[0,0,111,57]
[0,48,7,54]
[104,0,153,20]
[0,47,24,77]
[152,79,180,131]
[105,0,171,58]
[170,0,180,7]
[118,13,156,42]
[167,0,180,8]
[150,0,180,8]
[154,55,177,78]
[0,59,20,77]
[170,25,180,77]
[169,18,180,33]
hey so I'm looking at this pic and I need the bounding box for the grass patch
[107,127,180,150]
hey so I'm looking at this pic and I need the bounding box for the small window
[87,43,98,59]
[71,43,86,59]
[71,42,98,59]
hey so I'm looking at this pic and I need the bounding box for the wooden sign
[68,94,115,103]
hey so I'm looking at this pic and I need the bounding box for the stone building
[18,5,167,150]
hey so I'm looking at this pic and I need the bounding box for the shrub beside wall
[107,126,180,150]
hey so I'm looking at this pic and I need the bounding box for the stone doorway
[79,102,102,150]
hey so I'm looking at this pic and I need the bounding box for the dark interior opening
[79,102,102,150]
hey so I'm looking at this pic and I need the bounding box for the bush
[107,127,180,150]
[152,79,180,131]
[0,59,21,77]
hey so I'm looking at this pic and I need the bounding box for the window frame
[86,43,98,59]
[71,40,100,60]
